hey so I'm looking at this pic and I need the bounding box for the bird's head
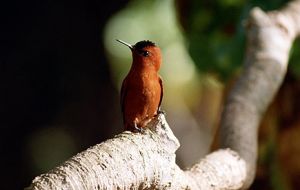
[116,39,162,71]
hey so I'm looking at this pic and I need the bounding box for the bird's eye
[139,50,150,57]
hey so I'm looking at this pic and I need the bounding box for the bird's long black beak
[116,39,133,50]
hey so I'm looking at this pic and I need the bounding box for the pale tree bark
[26,114,246,190]
[220,0,300,188]
[27,1,300,189]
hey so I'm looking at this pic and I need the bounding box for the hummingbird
[116,39,163,132]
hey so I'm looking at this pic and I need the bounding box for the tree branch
[26,114,246,190]
[220,0,300,188]
[27,1,300,189]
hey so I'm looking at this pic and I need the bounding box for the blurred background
[1,0,300,189]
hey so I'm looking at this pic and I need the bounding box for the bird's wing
[158,76,163,108]
[120,77,128,119]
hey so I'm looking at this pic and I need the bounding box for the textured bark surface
[27,114,246,190]
[27,1,300,189]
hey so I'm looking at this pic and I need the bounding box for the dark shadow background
[1,0,128,189]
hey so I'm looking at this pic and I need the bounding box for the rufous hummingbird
[116,39,163,132]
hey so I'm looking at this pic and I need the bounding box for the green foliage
[182,0,290,81]
[289,40,300,78]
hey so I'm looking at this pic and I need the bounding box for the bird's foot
[157,107,166,115]
[132,123,144,133]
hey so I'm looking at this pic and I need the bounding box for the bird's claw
[133,123,144,133]
[157,108,166,115]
